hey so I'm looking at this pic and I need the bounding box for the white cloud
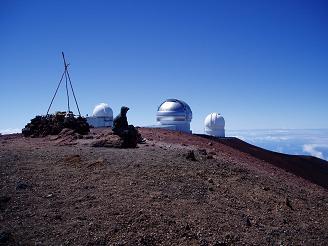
[231,135,246,141]
[0,128,21,134]
[302,144,328,159]
[253,135,290,141]
[226,129,328,161]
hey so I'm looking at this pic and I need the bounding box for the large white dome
[92,103,113,118]
[157,99,192,122]
[204,113,225,137]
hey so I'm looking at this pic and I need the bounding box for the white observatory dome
[92,103,113,118]
[204,113,225,137]
[156,99,192,133]
[87,103,113,128]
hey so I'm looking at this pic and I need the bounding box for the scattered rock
[223,233,239,244]
[208,142,213,146]
[46,193,54,198]
[139,234,156,246]
[77,216,87,221]
[198,149,207,155]
[2,127,327,244]
[244,217,252,227]
[64,155,81,164]
[52,128,81,145]
[91,137,123,148]
[0,230,11,244]
[112,224,123,233]
[185,150,197,161]
[286,197,293,210]
[54,214,62,220]
[213,241,228,246]
[91,139,108,147]
[199,239,209,246]
[87,158,106,168]
[206,155,214,159]
[59,128,76,137]
[16,180,30,190]
[0,196,11,203]
[0,196,11,210]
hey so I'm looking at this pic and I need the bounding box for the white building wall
[204,128,225,137]
[86,117,113,128]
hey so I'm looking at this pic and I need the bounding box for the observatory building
[86,103,113,128]
[156,99,192,133]
[204,112,225,137]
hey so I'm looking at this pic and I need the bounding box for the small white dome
[92,103,113,118]
[205,113,225,129]
[204,113,225,137]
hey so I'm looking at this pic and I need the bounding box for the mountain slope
[0,128,327,245]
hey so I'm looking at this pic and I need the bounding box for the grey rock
[185,150,197,161]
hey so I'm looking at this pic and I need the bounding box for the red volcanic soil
[1,128,328,245]
[140,128,328,189]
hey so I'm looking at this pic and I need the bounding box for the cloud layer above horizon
[227,129,328,161]
[0,128,21,135]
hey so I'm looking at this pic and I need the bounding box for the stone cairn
[22,112,89,137]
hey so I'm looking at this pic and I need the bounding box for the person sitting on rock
[112,106,144,147]
[112,106,129,136]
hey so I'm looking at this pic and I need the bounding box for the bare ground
[0,128,327,245]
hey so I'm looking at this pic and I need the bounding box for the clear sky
[1,0,327,133]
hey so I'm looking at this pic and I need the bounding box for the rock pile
[51,128,82,146]
[89,128,145,148]
[185,150,197,161]
[91,136,123,148]
[22,112,90,137]
[118,126,139,148]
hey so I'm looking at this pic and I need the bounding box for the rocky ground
[0,128,328,245]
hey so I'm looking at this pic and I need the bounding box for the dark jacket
[112,106,129,134]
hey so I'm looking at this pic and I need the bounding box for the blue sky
[1,0,327,133]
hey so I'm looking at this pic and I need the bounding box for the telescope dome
[87,103,113,128]
[156,99,192,133]
[204,113,225,137]
[92,103,113,118]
